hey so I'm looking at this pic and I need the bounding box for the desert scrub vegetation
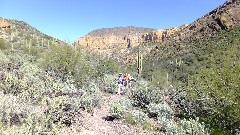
[0,39,107,133]
[139,26,240,134]
[107,79,209,134]
[188,42,240,134]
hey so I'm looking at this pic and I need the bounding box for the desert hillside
[0,0,240,135]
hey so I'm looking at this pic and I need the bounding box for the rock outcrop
[141,24,189,43]
[0,19,11,29]
[75,26,155,56]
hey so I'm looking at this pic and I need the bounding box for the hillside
[141,1,240,134]
[144,0,240,80]
[0,0,240,134]
[0,18,159,135]
[0,17,66,48]
[153,0,240,48]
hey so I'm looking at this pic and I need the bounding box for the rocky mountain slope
[142,0,240,83]
[149,0,240,59]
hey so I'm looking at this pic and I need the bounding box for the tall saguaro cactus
[137,47,143,79]
[25,39,28,48]
[36,36,39,47]
[29,39,32,54]
[41,38,44,47]
[47,40,50,48]
[10,32,13,41]
[10,32,14,51]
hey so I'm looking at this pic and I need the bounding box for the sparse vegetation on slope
[1,1,240,134]
[142,24,240,135]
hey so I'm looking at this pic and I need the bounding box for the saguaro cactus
[137,47,143,79]
[25,39,28,48]
[10,32,13,41]
[166,72,169,88]
[29,39,32,54]
[10,33,14,51]
[41,38,44,46]
[47,40,50,48]
[36,36,39,47]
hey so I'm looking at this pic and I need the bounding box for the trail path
[61,93,154,135]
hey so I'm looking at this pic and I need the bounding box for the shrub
[158,113,209,135]
[103,74,118,93]
[157,102,176,134]
[78,82,102,112]
[96,58,119,77]
[119,98,133,110]
[131,110,148,123]
[42,44,96,88]
[124,114,137,125]
[0,39,9,50]
[110,103,125,119]
[178,118,209,135]
[127,82,163,108]
[0,91,43,129]
[147,103,163,117]
[0,50,10,66]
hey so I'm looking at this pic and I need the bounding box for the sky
[0,0,226,43]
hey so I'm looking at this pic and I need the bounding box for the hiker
[128,74,135,88]
[117,73,124,95]
[123,73,130,87]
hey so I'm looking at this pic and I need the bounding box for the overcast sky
[0,0,226,42]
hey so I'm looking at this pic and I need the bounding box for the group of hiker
[117,73,135,95]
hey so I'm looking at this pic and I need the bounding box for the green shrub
[178,118,209,135]
[79,82,102,112]
[131,110,148,123]
[0,50,10,65]
[96,58,119,77]
[110,103,125,119]
[119,98,133,110]
[103,74,118,93]
[0,39,9,50]
[124,114,137,125]
[147,103,163,117]
[127,82,163,108]
[42,44,96,88]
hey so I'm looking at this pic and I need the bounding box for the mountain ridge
[86,26,156,37]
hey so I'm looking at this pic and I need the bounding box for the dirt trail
[61,93,154,135]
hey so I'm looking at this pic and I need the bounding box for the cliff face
[75,25,188,54]
[75,26,155,56]
[141,24,189,43]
